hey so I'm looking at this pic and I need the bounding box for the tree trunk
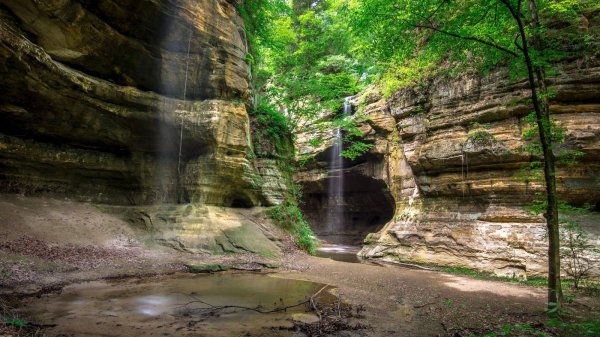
[523,0,563,313]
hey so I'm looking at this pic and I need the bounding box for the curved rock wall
[0,0,287,257]
[295,124,396,245]
[0,0,281,207]
[296,156,395,245]
[357,58,600,277]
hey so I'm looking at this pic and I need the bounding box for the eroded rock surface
[295,128,396,245]
[362,59,600,276]
[0,0,285,255]
[297,57,600,276]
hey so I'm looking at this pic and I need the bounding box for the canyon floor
[1,195,599,337]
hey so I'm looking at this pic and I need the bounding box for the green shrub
[466,130,496,147]
[560,218,600,289]
[250,99,293,158]
[379,57,437,97]
[268,201,318,254]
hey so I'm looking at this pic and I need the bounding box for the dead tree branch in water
[176,284,331,316]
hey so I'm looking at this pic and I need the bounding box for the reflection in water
[136,295,173,316]
[20,273,331,337]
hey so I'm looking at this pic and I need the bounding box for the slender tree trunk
[417,0,563,311]
[501,0,562,312]
[520,0,562,312]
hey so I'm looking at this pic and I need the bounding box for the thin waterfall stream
[177,28,193,176]
[317,99,364,263]
[324,127,344,234]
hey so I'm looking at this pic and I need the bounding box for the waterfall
[177,28,193,176]
[325,98,351,235]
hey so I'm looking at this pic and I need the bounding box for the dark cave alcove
[299,172,395,246]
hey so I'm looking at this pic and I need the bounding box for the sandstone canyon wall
[296,56,600,276]
[0,0,286,255]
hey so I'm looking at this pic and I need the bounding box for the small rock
[291,313,320,324]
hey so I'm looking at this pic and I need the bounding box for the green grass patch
[442,266,600,295]
[441,266,555,287]
[3,317,27,328]
[474,319,600,337]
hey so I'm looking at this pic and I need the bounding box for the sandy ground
[0,194,288,296]
[282,257,553,336]
[1,194,599,336]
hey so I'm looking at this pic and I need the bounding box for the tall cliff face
[296,57,600,276]
[0,0,287,256]
[361,58,600,277]
[0,0,284,206]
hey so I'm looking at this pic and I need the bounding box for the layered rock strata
[363,58,600,277]
[298,57,600,276]
[0,0,285,256]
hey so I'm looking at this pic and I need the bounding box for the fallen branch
[413,301,437,309]
[177,284,331,316]
[309,284,330,320]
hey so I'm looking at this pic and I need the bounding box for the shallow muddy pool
[20,273,333,336]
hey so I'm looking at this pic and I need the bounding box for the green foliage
[241,0,381,163]
[348,0,598,98]
[478,323,549,337]
[466,130,496,147]
[265,148,319,254]
[3,317,27,328]
[268,200,318,254]
[341,141,373,160]
[546,318,600,337]
[308,137,323,148]
[249,0,374,155]
[349,0,519,90]
[559,218,600,288]
[379,56,438,97]
[237,0,291,67]
[250,98,293,158]
[264,156,319,254]
[522,200,599,290]
[523,199,594,216]
[470,319,600,337]
[519,111,585,182]
[332,112,374,160]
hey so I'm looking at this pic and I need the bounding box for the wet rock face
[0,0,279,206]
[357,58,600,276]
[2,0,248,99]
[296,152,396,246]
